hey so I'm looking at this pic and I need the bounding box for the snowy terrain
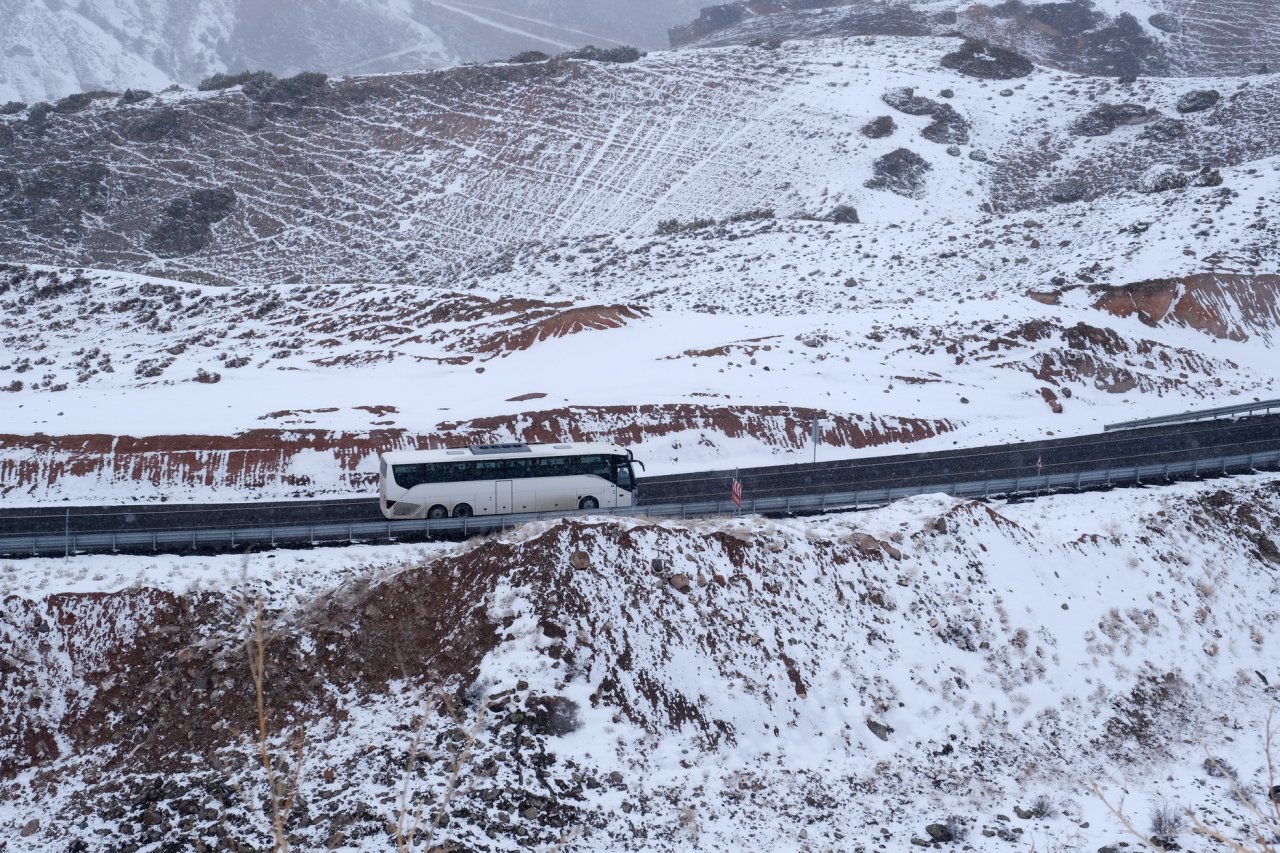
[3,37,1278,284]
[0,0,708,103]
[3,5,1280,851]
[6,0,1280,104]
[1,474,1278,850]
[671,0,1280,78]
[1,31,1277,502]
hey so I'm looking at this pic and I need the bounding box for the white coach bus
[378,442,642,520]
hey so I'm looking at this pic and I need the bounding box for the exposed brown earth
[466,304,648,357]
[1091,274,1280,341]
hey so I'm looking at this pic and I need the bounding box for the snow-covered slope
[0,0,708,103]
[1,37,1276,286]
[1,475,1277,850]
[2,32,1277,501]
[671,0,1280,78]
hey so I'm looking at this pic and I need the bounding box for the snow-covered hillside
[1,37,1277,284]
[1,222,1275,502]
[0,0,707,103]
[2,31,1277,502]
[1,474,1277,850]
[671,0,1280,78]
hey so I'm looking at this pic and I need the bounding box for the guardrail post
[231,530,235,548]
[348,523,353,543]
[112,533,117,553]
[1249,453,1256,471]
[152,533,157,551]
[853,491,859,509]
[820,494,827,511]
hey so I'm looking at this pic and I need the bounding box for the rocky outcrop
[1091,274,1280,342]
[1069,103,1158,137]
[939,38,1034,79]
[865,148,932,198]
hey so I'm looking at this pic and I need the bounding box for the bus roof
[380,442,631,466]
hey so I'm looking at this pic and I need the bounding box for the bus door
[496,480,513,514]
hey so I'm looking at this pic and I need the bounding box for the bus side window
[580,455,611,480]
[444,461,474,482]
[393,464,425,489]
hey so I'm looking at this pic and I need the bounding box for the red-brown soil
[1092,274,1280,341]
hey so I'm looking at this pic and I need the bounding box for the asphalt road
[638,414,1280,504]
[2,414,1277,538]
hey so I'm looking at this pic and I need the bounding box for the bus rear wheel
[579,496,599,510]
[427,505,448,520]
[453,503,474,518]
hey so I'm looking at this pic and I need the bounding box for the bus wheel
[427,505,448,520]
[453,503,474,518]
[579,496,599,510]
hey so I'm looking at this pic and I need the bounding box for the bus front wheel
[427,505,448,520]
[579,496,599,510]
[453,503,474,518]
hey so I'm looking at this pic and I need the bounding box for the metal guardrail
[1104,398,1280,432]
[2,449,1277,558]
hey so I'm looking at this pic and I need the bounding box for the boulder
[865,148,931,198]
[851,532,882,555]
[1193,167,1223,187]
[866,718,893,741]
[1137,165,1190,194]
[1176,89,1220,114]
[829,204,859,224]
[926,822,954,842]
[1139,118,1188,142]
[882,87,939,116]
[861,115,897,138]
[1070,103,1156,136]
[940,40,1034,79]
